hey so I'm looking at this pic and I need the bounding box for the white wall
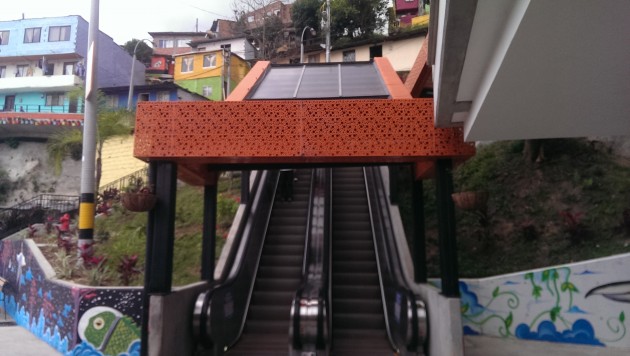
[456,253,630,351]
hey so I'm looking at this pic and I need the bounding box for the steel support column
[140,162,157,356]
[412,175,427,283]
[147,161,177,293]
[201,184,218,281]
[435,159,459,297]
[389,165,399,204]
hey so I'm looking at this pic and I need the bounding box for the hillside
[397,138,630,277]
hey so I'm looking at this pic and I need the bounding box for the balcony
[0,75,84,93]
[0,111,83,139]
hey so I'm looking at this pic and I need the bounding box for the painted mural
[0,239,143,356]
[458,253,630,350]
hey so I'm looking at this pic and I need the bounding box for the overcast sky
[0,0,235,45]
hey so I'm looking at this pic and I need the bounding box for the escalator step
[247,305,291,321]
[333,313,385,330]
[332,261,378,273]
[257,266,302,279]
[332,240,373,251]
[267,224,307,236]
[332,285,381,299]
[245,320,287,334]
[332,272,379,285]
[333,299,382,314]
[331,330,393,355]
[259,255,303,267]
[251,291,292,306]
[254,278,301,292]
[332,250,375,261]
[262,244,305,256]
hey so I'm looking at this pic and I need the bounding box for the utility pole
[325,0,331,62]
[226,47,232,96]
[78,0,99,262]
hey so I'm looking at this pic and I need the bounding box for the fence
[0,194,79,239]
[98,167,149,195]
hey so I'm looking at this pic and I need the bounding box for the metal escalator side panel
[201,169,280,353]
[364,166,428,354]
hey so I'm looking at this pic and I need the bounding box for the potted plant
[120,178,156,212]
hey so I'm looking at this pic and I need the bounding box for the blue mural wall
[0,240,143,356]
[452,253,630,351]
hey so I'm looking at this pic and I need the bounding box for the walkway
[465,335,627,356]
[0,311,61,355]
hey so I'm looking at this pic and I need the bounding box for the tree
[329,0,388,40]
[121,39,153,66]
[292,0,322,34]
[47,89,133,191]
[231,0,288,60]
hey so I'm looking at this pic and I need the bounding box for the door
[3,95,15,112]
[68,97,78,113]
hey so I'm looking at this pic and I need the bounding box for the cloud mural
[515,319,604,346]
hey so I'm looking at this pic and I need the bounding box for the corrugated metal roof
[248,62,390,100]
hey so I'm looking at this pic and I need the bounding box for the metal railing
[0,194,79,239]
[98,167,149,195]
[2,104,83,114]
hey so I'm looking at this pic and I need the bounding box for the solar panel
[248,62,390,100]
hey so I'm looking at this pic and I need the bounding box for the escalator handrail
[192,170,279,351]
[364,166,427,353]
[290,168,330,353]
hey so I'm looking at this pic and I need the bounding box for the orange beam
[134,99,474,185]
[405,34,432,98]
[226,61,270,101]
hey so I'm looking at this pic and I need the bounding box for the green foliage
[53,250,75,279]
[292,0,322,33]
[94,182,237,286]
[121,39,154,65]
[47,130,84,175]
[330,0,389,40]
[397,138,630,278]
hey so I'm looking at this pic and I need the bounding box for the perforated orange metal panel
[135,98,473,163]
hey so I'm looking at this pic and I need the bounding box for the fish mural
[78,306,140,356]
[586,282,630,303]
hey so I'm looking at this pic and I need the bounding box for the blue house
[0,15,145,115]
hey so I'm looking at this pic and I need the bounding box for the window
[46,93,65,106]
[63,62,75,75]
[342,50,356,62]
[157,91,170,102]
[0,66,5,78]
[220,44,231,50]
[203,54,217,68]
[181,56,194,72]
[202,86,213,97]
[105,95,119,109]
[177,39,189,48]
[247,16,254,23]
[0,31,9,45]
[48,26,71,42]
[16,65,28,77]
[44,62,55,75]
[158,39,174,48]
[369,45,382,59]
[24,28,41,43]
[138,93,149,102]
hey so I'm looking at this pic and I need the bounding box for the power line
[184,3,232,19]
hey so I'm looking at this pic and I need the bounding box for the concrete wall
[0,141,80,206]
[458,253,630,352]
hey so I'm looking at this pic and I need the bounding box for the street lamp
[127,39,152,111]
[300,26,316,64]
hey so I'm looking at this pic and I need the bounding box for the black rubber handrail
[192,169,274,351]
[364,166,427,354]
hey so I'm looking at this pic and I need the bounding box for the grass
[397,138,630,278]
[88,175,240,286]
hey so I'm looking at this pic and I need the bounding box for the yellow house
[173,50,250,100]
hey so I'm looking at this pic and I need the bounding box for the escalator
[230,169,312,355]
[195,167,425,355]
[331,167,393,355]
